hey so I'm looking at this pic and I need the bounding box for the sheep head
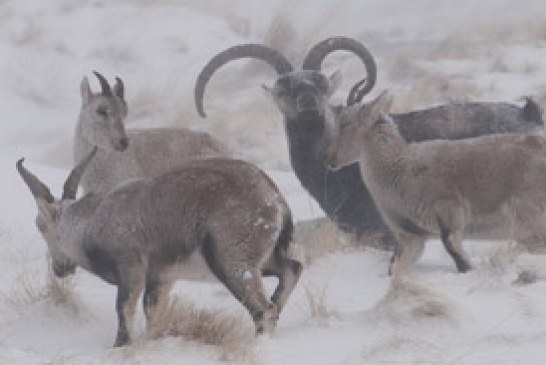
[325,91,394,170]
[194,36,377,120]
[16,147,98,277]
[79,71,129,152]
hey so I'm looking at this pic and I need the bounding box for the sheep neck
[74,113,95,162]
[55,193,103,271]
[285,113,332,196]
[360,123,408,191]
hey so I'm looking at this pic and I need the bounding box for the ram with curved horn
[75,71,228,193]
[195,36,543,247]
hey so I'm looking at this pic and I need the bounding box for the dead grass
[485,241,520,274]
[147,298,257,362]
[372,278,458,325]
[4,256,78,314]
[431,32,487,61]
[387,54,428,82]
[392,73,481,113]
[293,218,354,265]
[303,283,338,324]
[431,16,546,62]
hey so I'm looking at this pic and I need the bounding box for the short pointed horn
[114,77,124,99]
[347,77,368,106]
[302,37,377,104]
[62,146,98,200]
[195,44,294,118]
[93,71,112,96]
[16,159,55,204]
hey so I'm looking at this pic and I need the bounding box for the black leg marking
[200,234,238,299]
[265,215,302,311]
[439,224,471,273]
[388,242,401,276]
[114,284,131,347]
[393,215,428,237]
[143,280,160,320]
[201,233,276,334]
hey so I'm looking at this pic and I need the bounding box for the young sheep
[195,37,543,248]
[17,149,302,347]
[324,91,546,276]
[76,71,228,193]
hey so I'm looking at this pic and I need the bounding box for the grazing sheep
[325,91,546,276]
[76,71,228,193]
[194,36,543,248]
[17,149,302,347]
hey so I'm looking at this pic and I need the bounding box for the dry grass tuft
[4,256,78,314]
[303,283,338,324]
[293,218,347,264]
[372,278,457,325]
[485,241,520,274]
[392,73,480,113]
[148,298,256,362]
[387,54,428,82]
[431,33,484,61]
[430,17,546,63]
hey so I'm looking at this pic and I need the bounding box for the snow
[2,0,546,363]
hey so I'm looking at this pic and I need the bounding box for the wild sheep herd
[17,36,545,347]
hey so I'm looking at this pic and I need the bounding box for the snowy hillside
[2,0,546,364]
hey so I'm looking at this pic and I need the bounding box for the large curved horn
[195,44,294,117]
[16,159,55,204]
[62,146,98,200]
[302,37,377,105]
[93,71,112,96]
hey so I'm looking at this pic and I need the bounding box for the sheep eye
[339,122,349,131]
[313,74,324,84]
[97,108,108,118]
[276,88,290,98]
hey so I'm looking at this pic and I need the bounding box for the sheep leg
[143,270,173,335]
[435,203,472,272]
[202,237,277,334]
[262,245,302,314]
[440,228,472,272]
[388,232,425,277]
[114,265,145,347]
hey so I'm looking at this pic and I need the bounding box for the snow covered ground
[2,0,546,363]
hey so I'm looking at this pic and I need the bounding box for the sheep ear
[371,91,393,116]
[262,83,278,100]
[262,84,275,95]
[328,70,342,96]
[262,83,273,94]
[36,198,59,223]
[81,76,92,105]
